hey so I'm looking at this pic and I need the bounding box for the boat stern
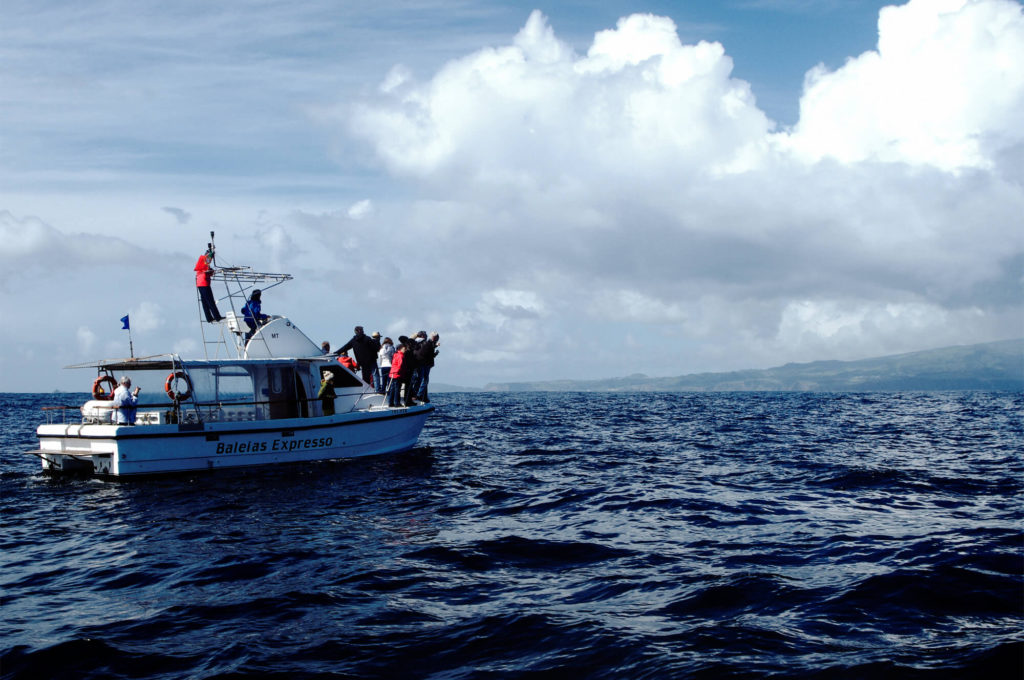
[34,423,119,475]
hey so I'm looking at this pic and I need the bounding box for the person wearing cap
[194,249,223,322]
[336,326,379,386]
[241,289,268,340]
[317,371,337,416]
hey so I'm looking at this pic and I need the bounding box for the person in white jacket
[377,337,395,395]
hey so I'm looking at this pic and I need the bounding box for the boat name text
[215,436,334,455]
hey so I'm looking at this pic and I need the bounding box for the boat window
[185,368,217,403]
[328,366,363,388]
[216,367,254,404]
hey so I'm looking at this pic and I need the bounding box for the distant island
[434,338,1024,393]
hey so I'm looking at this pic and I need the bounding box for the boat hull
[33,405,434,477]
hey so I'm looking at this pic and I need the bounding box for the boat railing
[42,406,85,425]
[188,392,386,421]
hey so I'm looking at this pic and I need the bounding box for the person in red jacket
[194,249,223,322]
[337,351,359,373]
[387,344,407,407]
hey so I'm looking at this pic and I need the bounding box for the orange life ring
[92,375,118,401]
[164,371,193,402]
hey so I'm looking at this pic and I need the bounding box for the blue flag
[121,315,130,330]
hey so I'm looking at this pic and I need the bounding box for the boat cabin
[73,355,377,427]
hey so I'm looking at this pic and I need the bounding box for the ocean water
[1,391,1022,679]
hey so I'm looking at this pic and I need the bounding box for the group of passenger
[321,326,439,408]
[195,248,439,412]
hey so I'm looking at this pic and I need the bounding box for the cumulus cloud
[351,10,772,185]
[343,2,1023,378]
[780,0,1024,171]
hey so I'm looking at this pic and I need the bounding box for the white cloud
[350,10,772,185]
[589,290,689,324]
[129,301,164,333]
[347,199,374,220]
[172,338,200,357]
[779,0,1024,171]
[341,3,1022,382]
[76,326,97,354]
[0,211,57,261]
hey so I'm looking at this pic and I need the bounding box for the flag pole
[121,315,134,358]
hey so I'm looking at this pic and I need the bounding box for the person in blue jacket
[242,289,268,340]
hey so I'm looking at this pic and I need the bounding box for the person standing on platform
[377,337,395,395]
[337,326,379,387]
[397,335,418,406]
[369,332,383,391]
[387,343,407,407]
[111,376,140,425]
[194,249,222,322]
[404,334,422,403]
[414,332,439,403]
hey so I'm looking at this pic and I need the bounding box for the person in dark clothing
[398,337,417,406]
[369,332,383,391]
[401,335,421,404]
[337,326,379,386]
[414,332,439,403]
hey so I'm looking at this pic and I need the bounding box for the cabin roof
[66,355,336,371]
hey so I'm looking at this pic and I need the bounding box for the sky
[1,0,1022,392]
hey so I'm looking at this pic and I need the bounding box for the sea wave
[2,391,1022,679]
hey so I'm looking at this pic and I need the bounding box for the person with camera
[111,376,141,425]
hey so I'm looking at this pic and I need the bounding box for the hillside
[437,338,1023,393]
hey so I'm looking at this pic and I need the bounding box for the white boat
[29,250,433,477]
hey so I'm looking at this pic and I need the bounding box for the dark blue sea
[2,391,1022,679]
